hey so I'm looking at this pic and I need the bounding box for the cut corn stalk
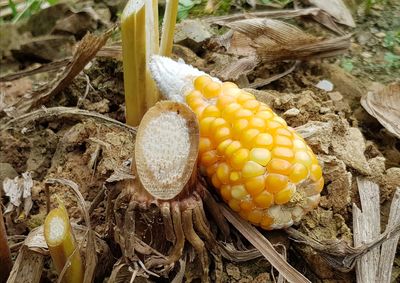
[0,206,12,283]
[150,56,323,230]
[121,0,159,126]
[44,205,84,283]
[160,0,179,56]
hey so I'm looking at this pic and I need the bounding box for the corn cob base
[113,101,229,282]
[150,56,324,230]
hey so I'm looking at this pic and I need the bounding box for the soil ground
[0,0,399,282]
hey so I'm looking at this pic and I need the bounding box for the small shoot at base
[44,204,84,283]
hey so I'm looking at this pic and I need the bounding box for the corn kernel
[223,87,241,97]
[194,75,212,91]
[200,150,219,167]
[229,199,241,212]
[272,147,294,161]
[242,100,260,111]
[185,90,203,103]
[234,108,253,120]
[200,117,216,136]
[216,162,230,184]
[265,173,288,193]
[211,173,222,188]
[274,135,293,147]
[230,148,249,170]
[310,164,322,181]
[214,127,232,143]
[220,185,231,201]
[199,137,213,154]
[255,133,274,149]
[293,138,307,150]
[266,120,283,131]
[242,161,266,178]
[273,116,287,126]
[206,163,218,176]
[275,128,293,137]
[244,175,265,196]
[237,92,255,104]
[248,209,263,224]
[230,171,241,183]
[202,105,220,118]
[289,163,309,183]
[210,118,228,133]
[187,97,205,110]
[267,158,292,175]
[314,177,324,193]
[274,185,295,205]
[295,151,312,169]
[231,185,247,200]
[260,214,274,229]
[240,200,255,211]
[248,117,266,130]
[254,191,274,208]
[258,103,272,112]
[256,111,274,121]
[193,105,205,117]
[241,129,260,148]
[233,119,249,137]
[225,141,242,157]
[217,139,232,155]
[222,103,242,122]
[249,148,272,166]
[203,81,221,98]
[221,82,238,90]
[217,94,236,109]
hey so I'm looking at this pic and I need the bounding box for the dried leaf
[225,18,351,62]
[2,172,33,218]
[305,0,355,27]
[217,56,259,81]
[361,82,400,139]
[4,28,114,117]
[221,205,311,283]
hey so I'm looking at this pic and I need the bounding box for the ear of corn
[44,205,84,283]
[149,56,323,230]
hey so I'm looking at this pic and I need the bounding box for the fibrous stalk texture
[121,0,159,126]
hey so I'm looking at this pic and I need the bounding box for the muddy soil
[0,1,399,282]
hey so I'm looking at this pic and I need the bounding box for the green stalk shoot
[160,0,179,56]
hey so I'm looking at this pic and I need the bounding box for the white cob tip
[149,55,207,102]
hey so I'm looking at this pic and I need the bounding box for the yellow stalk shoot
[160,0,179,56]
[121,0,159,126]
[44,205,84,283]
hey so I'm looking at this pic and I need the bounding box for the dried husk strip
[225,18,351,62]
[361,82,400,139]
[220,205,311,283]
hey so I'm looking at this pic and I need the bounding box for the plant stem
[0,206,12,283]
[121,0,159,126]
[44,205,84,283]
[160,0,179,56]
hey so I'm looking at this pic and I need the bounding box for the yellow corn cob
[149,56,323,230]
